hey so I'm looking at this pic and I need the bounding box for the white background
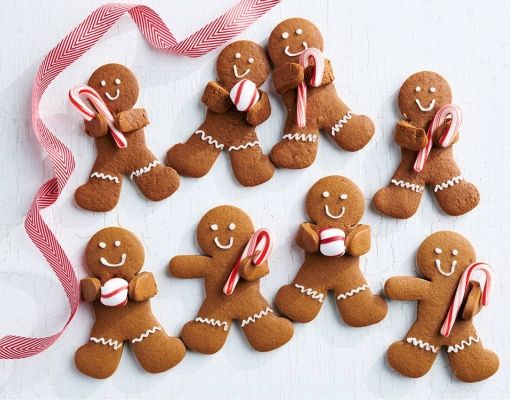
[1,0,509,398]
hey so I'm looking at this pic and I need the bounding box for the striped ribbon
[0,0,279,359]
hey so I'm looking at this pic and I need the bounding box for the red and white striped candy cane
[440,262,493,337]
[69,85,128,148]
[413,104,462,172]
[223,228,274,296]
[296,48,325,128]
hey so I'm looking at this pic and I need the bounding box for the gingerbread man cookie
[275,176,387,327]
[74,63,180,212]
[385,231,498,382]
[166,40,275,187]
[169,205,294,353]
[373,71,480,218]
[75,227,185,379]
[267,18,375,169]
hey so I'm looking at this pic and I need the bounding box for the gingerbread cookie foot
[241,308,293,352]
[166,136,220,178]
[131,162,179,201]
[336,290,387,327]
[373,183,423,219]
[270,139,318,169]
[75,178,122,212]
[229,145,275,186]
[433,179,480,216]
[275,284,324,322]
[181,319,230,354]
[447,338,499,382]
[387,340,438,378]
[330,113,375,152]
[75,340,123,379]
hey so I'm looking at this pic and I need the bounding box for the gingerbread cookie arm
[461,281,483,321]
[384,276,431,300]
[296,222,320,253]
[246,90,271,126]
[114,108,149,133]
[84,113,108,137]
[345,224,371,256]
[169,255,212,278]
[201,81,232,113]
[80,277,101,302]
[272,63,304,95]
[394,121,428,151]
[128,271,158,301]
[238,253,269,281]
[304,58,334,87]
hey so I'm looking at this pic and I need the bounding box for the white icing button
[235,52,241,59]
[415,86,421,92]
[211,224,218,231]
[100,80,106,87]
[430,87,436,93]
[99,242,107,249]
[228,223,236,231]
[115,78,121,84]
[114,240,121,247]
[452,249,459,256]
[434,248,442,254]
[282,32,289,39]
[340,194,348,200]
[322,191,330,198]
[248,57,254,64]
[296,28,303,35]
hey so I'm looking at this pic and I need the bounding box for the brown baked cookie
[166,41,275,187]
[385,231,498,382]
[169,205,294,353]
[75,227,185,379]
[267,18,375,169]
[373,71,480,218]
[275,176,387,327]
[75,63,180,212]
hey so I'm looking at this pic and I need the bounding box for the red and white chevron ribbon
[0,0,279,359]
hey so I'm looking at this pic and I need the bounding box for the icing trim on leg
[331,110,353,136]
[89,336,122,350]
[131,326,162,344]
[90,172,120,184]
[447,334,480,353]
[391,179,425,193]
[240,307,274,327]
[228,141,260,152]
[294,284,324,303]
[195,129,225,150]
[282,133,317,143]
[406,337,439,353]
[130,160,161,180]
[336,284,369,301]
[433,175,464,192]
[195,316,229,331]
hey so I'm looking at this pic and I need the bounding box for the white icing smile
[415,98,435,112]
[284,42,308,57]
[214,237,234,250]
[233,65,250,78]
[435,258,457,277]
[105,89,120,101]
[100,253,127,268]
[324,205,346,219]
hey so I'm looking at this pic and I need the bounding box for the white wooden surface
[1,0,509,398]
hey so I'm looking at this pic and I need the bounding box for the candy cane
[296,48,325,128]
[69,85,128,148]
[413,104,462,172]
[223,228,274,296]
[440,262,493,337]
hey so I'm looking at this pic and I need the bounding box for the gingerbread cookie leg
[239,297,293,352]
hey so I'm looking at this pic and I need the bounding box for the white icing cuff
[195,316,229,331]
[447,335,480,353]
[240,307,273,327]
[336,284,369,301]
[89,336,122,350]
[195,129,224,150]
[406,337,438,353]
[391,179,425,193]
[331,110,353,136]
[295,284,324,303]
[130,160,161,180]
[228,141,260,152]
[282,133,317,143]
[434,175,464,192]
[90,172,120,184]
[131,326,162,344]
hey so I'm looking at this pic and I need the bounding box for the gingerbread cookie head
[398,71,452,128]
[305,176,364,228]
[85,227,145,283]
[416,231,476,281]
[216,40,270,90]
[196,205,255,256]
[87,63,139,114]
[268,18,324,67]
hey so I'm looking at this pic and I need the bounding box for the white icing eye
[340,194,348,200]
[100,80,106,87]
[210,224,218,231]
[429,87,436,93]
[415,86,421,92]
[115,78,121,85]
[248,57,254,64]
[282,32,289,39]
[228,223,236,231]
[296,28,303,35]
[114,240,121,247]
[434,248,442,254]
[99,242,106,249]
[235,52,241,59]
[452,249,459,256]
[322,191,330,198]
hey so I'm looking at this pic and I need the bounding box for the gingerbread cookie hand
[345,224,371,256]
[239,253,269,281]
[432,120,459,146]
[246,90,271,126]
[114,108,149,133]
[296,222,319,253]
[272,62,304,94]
[84,113,108,137]
[461,281,483,321]
[384,276,431,300]
[128,271,157,301]
[81,277,101,302]
[394,121,428,151]
[304,58,334,87]
[201,81,232,113]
